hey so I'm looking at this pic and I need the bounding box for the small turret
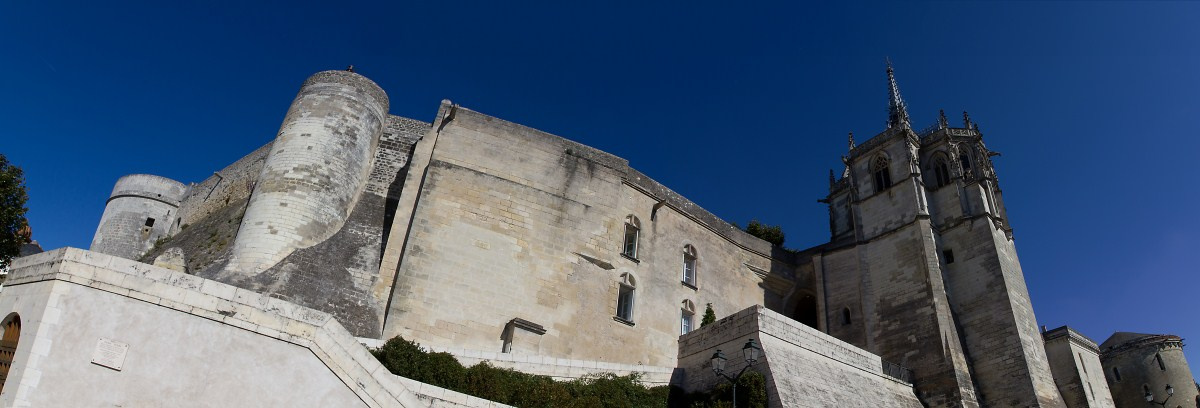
[90,174,188,260]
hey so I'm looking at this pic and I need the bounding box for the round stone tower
[1100,332,1199,408]
[224,70,389,275]
[90,174,188,260]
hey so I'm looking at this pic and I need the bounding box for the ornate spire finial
[847,132,856,151]
[939,109,948,129]
[829,169,836,186]
[962,111,971,128]
[886,59,911,130]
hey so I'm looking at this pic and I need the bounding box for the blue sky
[3,2,1198,373]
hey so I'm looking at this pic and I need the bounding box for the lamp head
[710,350,727,374]
[1166,384,1174,396]
[743,338,762,365]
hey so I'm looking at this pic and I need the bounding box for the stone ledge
[7,248,426,408]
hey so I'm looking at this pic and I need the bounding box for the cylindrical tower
[224,70,389,275]
[90,174,188,260]
[1100,332,1199,408]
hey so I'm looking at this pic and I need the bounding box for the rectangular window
[683,255,696,285]
[942,249,955,264]
[622,225,639,259]
[681,311,694,335]
[616,284,634,322]
[144,218,156,227]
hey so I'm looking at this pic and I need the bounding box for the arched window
[615,273,636,323]
[1155,353,1166,371]
[682,245,697,287]
[932,156,951,188]
[872,156,892,193]
[0,313,20,394]
[842,307,852,326]
[959,153,972,175]
[681,300,696,334]
[622,215,641,259]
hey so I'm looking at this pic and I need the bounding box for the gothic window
[682,245,697,287]
[872,156,892,193]
[681,300,696,335]
[622,215,640,259]
[933,156,951,188]
[842,307,852,326]
[959,153,972,175]
[1155,353,1166,371]
[615,273,636,323]
[0,313,20,394]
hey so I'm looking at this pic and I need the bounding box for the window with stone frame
[682,244,697,287]
[622,215,641,259]
[959,153,972,176]
[842,307,853,325]
[681,300,696,334]
[872,156,892,193]
[615,273,636,323]
[932,155,951,188]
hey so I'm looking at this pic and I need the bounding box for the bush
[372,336,689,407]
[743,219,784,247]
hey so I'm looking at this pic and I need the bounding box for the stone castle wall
[1043,327,1116,408]
[675,305,923,407]
[225,70,389,276]
[380,104,804,367]
[90,174,188,260]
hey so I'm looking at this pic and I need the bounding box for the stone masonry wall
[675,305,922,407]
[1042,327,1116,408]
[90,174,188,260]
[225,70,389,276]
[381,105,801,367]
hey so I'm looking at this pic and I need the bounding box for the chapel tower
[818,63,1066,407]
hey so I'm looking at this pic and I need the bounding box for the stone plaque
[91,338,129,371]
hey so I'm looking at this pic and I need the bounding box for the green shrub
[371,336,763,408]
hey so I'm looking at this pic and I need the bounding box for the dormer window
[872,156,892,193]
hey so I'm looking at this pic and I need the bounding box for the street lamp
[1144,384,1174,406]
[710,339,763,408]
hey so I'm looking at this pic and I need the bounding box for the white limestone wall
[90,174,187,260]
[0,248,433,408]
[226,70,388,275]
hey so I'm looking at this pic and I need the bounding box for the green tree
[701,303,717,327]
[742,219,784,247]
[0,154,30,269]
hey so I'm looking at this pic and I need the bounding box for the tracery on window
[932,155,951,188]
[872,156,892,193]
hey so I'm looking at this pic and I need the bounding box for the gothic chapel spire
[886,59,911,130]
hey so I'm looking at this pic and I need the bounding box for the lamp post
[1144,384,1174,406]
[710,338,762,408]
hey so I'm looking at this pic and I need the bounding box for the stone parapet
[7,248,430,407]
[676,305,921,407]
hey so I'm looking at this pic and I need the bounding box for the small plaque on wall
[91,338,129,371]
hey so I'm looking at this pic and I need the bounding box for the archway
[792,294,819,329]
[0,313,20,393]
